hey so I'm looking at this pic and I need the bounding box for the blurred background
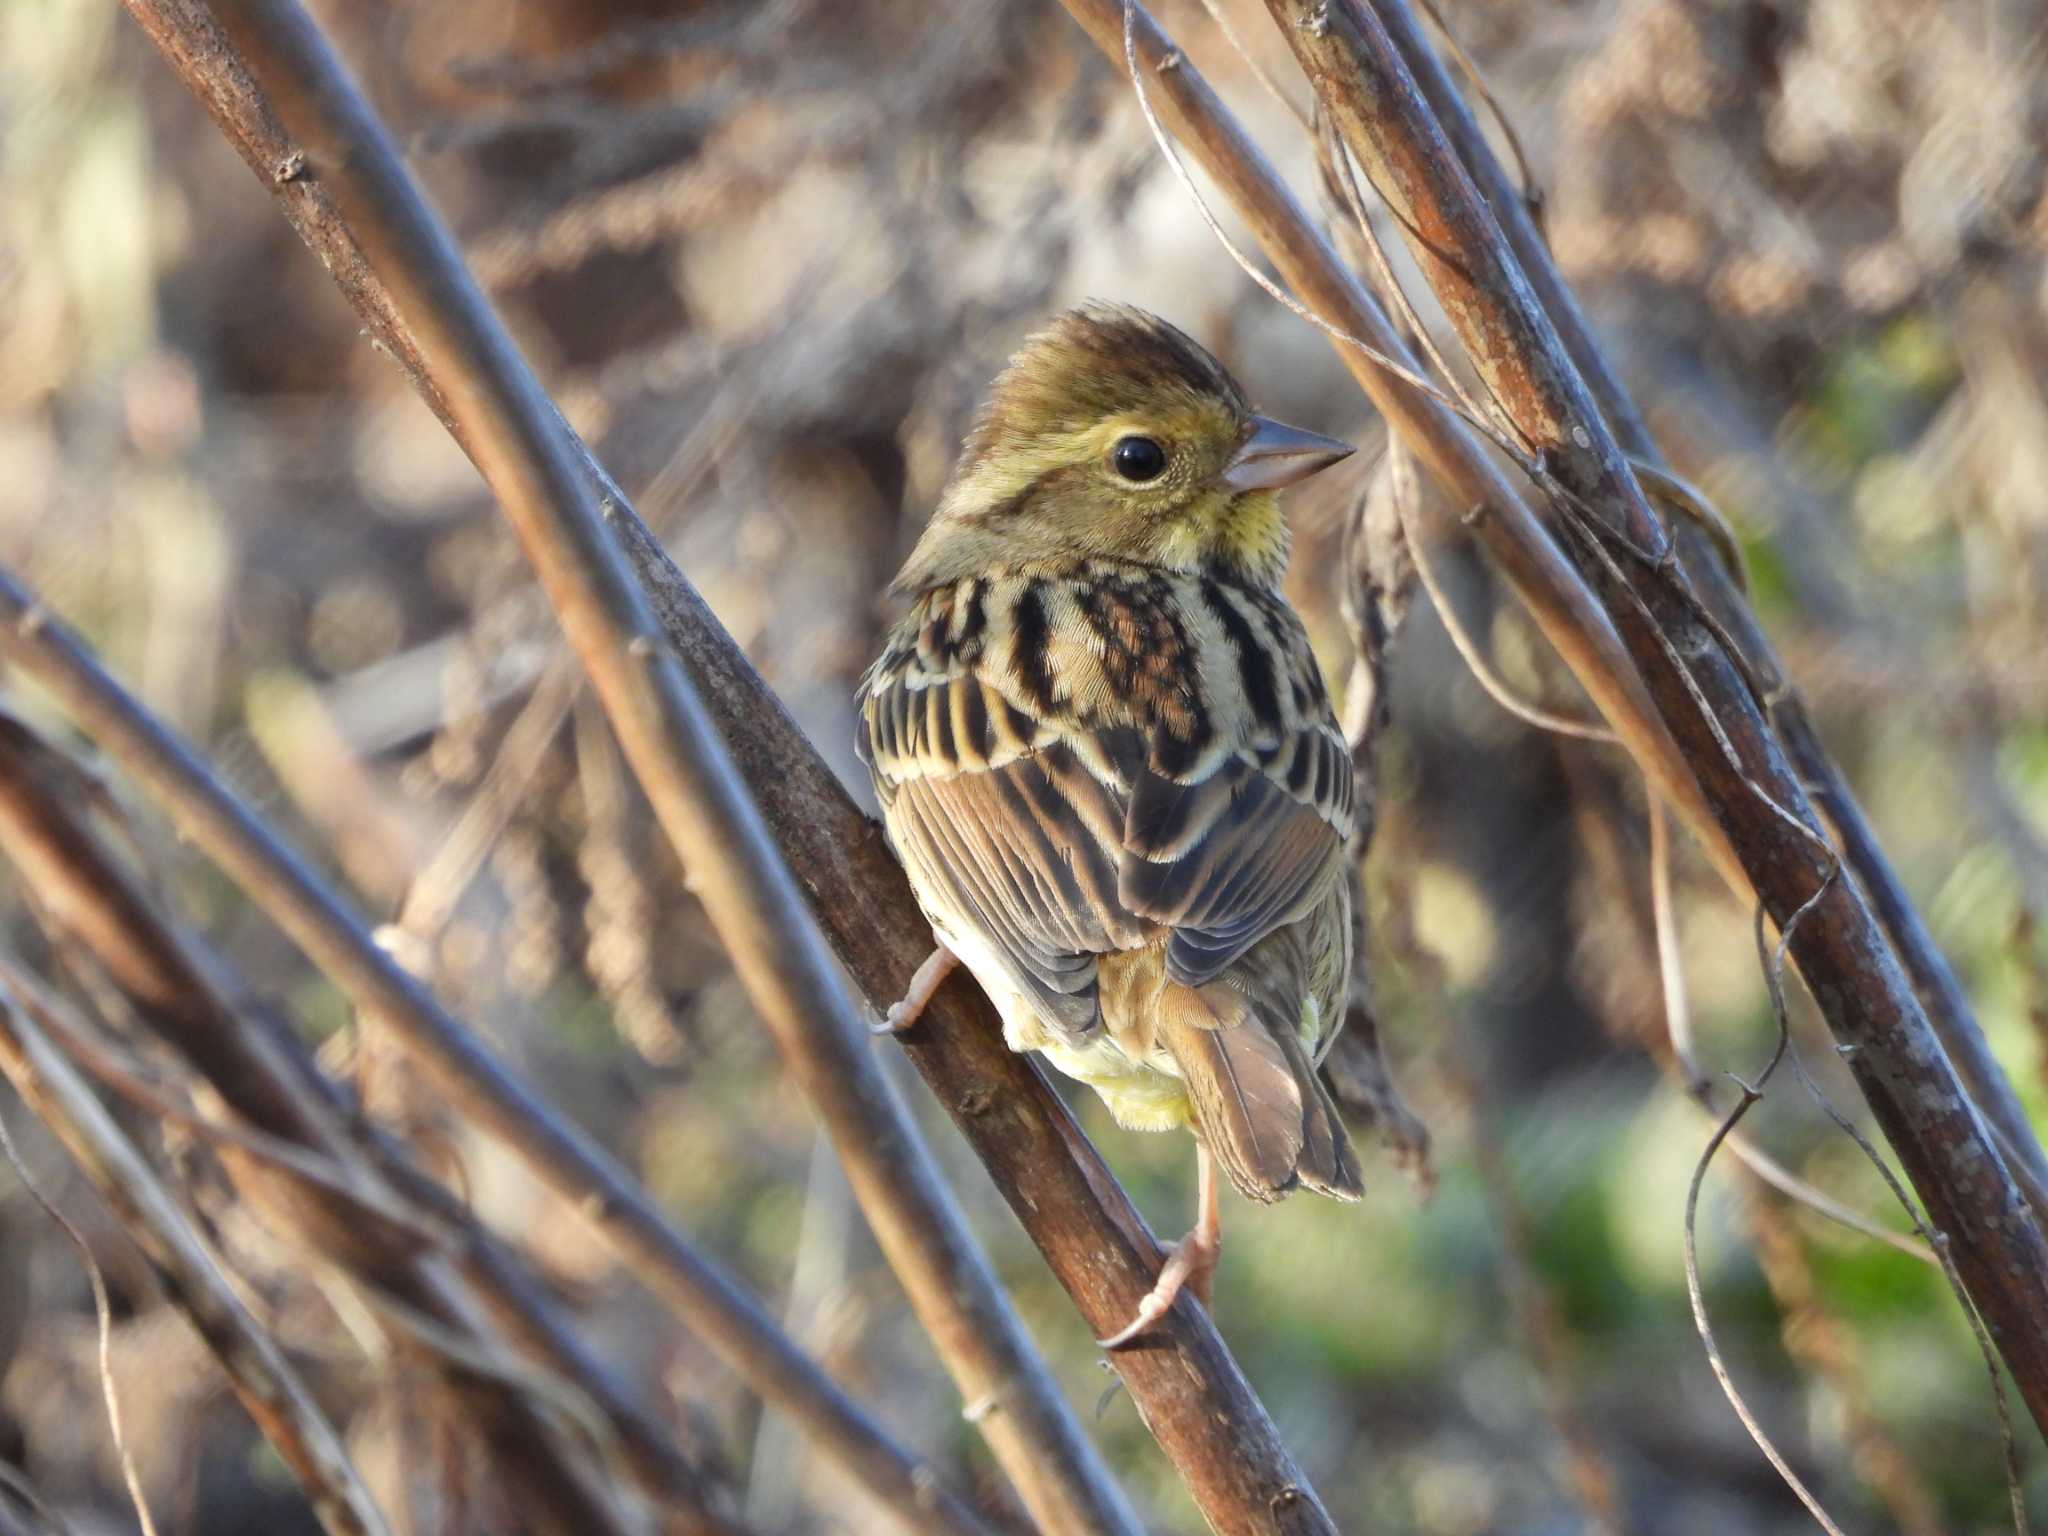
[0,0,2044,1531]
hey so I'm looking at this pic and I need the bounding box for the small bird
[856,303,1362,1345]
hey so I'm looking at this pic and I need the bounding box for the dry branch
[1264,0,2048,1437]
[0,976,389,1536]
[0,573,988,1536]
[610,510,1345,1536]
[1365,0,2048,1220]
[109,1,1339,1532]
[0,724,639,1536]
[0,733,753,1535]
[196,3,1134,1532]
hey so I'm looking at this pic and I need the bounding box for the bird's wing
[857,571,1353,1040]
[859,652,1146,1035]
[1121,722,1351,989]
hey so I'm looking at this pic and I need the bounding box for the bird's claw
[872,942,959,1037]
[1096,1230,1219,1349]
[870,1002,918,1036]
[1096,1294,1172,1350]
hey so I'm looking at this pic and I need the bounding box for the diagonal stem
[0,724,639,1535]
[0,559,991,1536]
[1366,0,2048,1225]
[110,1,1341,1530]
[1263,0,2048,1438]
[197,2,1138,1530]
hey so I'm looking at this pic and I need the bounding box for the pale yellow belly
[1024,958,1327,1138]
[936,925,1195,1132]
[1032,1031,1193,1132]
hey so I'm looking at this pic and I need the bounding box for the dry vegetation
[0,0,2044,1533]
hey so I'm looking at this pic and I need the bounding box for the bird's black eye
[1111,435,1168,483]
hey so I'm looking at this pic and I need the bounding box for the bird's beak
[1218,415,1355,492]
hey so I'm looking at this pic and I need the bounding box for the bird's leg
[1098,1144,1222,1349]
[872,938,959,1035]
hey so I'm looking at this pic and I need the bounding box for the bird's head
[891,303,1352,595]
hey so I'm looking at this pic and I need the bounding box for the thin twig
[1322,134,1610,748]
[0,573,965,1535]
[1680,896,1856,1536]
[1195,0,1309,129]
[393,651,581,943]
[1647,800,1699,1091]
[1,951,718,1514]
[0,1103,163,1536]
[1408,0,1542,234]
[1648,801,1930,1263]
[0,720,673,1536]
[1684,1079,1845,1536]
[1314,112,1514,452]
[0,980,391,1536]
[1742,1188,1946,1536]
[1396,492,1614,743]
[0,963,439,1246]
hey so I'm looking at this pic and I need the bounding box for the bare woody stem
[0,979,389,1536]
[198,3,1132,1532]
[1053,0,2048,1440]
[114,1,1341,1531]
[0,579,989,1536]
[1365,0,2048,1220]
[0,729,635,1536]
[606,498,1344,1536]
[1262,0,2048,1434]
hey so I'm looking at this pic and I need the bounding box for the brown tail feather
[1153,978,1365,1204]
[1153,983,1304,1202]
[1270,1017,1364,1201]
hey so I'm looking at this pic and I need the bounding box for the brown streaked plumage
[857,304,1360,1343]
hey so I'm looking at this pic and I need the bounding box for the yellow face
[939,386,1279,575]
[891,305,1344,594]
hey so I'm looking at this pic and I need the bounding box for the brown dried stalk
[1363,0,2048,1225]
[0,978,390,1536]
[1054,0,2048,1444]
[1265,0,2048,1437]
[0,1083,162,1536]
[0,572,988,1536]
[113,2,1335,1531]
[195,4,1129,1533]
[1327,15,1887,1261]
[0,725,636,1536]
